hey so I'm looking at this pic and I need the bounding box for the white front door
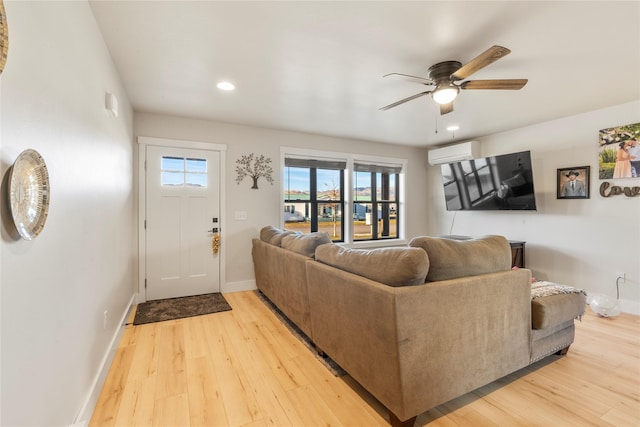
[145,145,221,300]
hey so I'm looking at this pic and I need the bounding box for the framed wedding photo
[557,166,590,199]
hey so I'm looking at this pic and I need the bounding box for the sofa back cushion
[409,235,511,281]
[315,244,429,287]
[260,225,297,246]
[281,232,332,258]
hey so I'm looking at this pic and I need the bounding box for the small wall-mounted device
[427,140,480,165]
[105,92,119,117]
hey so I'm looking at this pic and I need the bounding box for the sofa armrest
[306,260,531,422]
[393,268,531,419]
[252,238,314,338]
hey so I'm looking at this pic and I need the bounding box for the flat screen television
[440,150,537,211]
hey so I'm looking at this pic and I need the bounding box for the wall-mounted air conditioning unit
[427,140,480,165]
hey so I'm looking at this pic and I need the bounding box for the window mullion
[381,173,390,237]
[339,169,345,241]
[370,171,378,239]
[310,168,318,232]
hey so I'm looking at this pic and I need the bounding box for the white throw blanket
[531,280,587,300]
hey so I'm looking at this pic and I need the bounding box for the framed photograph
[598,123,640,179]
[557,166,590,199]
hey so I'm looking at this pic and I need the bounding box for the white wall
[134,113,431,291]
[1,2,135,425]
[427,101,640,314]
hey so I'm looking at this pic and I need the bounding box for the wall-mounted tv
[440,150,537,211]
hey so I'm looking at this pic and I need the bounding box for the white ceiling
[90,1,640,147]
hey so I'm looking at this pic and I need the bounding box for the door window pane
[162,156,185,186]
[162,156,184,172]
[186,158,207,173]
[185,158,207,187]
[162,171,184,186]
[161,156,208,187]
[186,173,207,187]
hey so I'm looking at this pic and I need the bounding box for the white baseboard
[223,279,256,293]
[620,298,640,315]
[134,280,257,303]
[71,294,135,427]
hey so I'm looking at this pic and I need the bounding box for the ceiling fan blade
[460,79,528,90]
[451,45,511,81]
[380,91,432,111]
[440,102,454,115]
[383,73,434,85]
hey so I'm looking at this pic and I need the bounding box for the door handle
[208,227,219,233]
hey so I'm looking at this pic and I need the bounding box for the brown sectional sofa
[251,226,586,427]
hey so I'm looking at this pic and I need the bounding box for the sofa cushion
[315,244,429,287]
[260,225,297,246]
[409,235,511,281]
[531,292,587,330]
[281,232,332,258]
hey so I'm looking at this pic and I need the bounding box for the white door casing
[138,137,226,302]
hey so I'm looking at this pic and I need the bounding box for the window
[353,163,400,241]
[282,148,406,244]
[161,156,207,187]
[283,157,346,241]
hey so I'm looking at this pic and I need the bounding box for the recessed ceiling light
[216,81,235,91]
[446,125,460,131]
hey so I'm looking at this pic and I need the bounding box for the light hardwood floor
[90,290,640,426]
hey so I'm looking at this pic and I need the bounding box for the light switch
[234,211,248,220]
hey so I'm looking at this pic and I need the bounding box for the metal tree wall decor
[235,153,274,189]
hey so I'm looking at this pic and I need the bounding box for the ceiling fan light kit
[381,45,527,115]
[432,85,459,104]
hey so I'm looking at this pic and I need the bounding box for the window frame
[281,147,407,247]
[160,155,208,188]
[284,164,346,241]
[353,168,400,242]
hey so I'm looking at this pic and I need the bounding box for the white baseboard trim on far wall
[71,294,135,427]
[223,279,256,293]
[619,298,640,316]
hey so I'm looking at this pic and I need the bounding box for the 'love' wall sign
[599,181,640,197]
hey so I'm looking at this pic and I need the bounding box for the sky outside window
[284,167,341,194]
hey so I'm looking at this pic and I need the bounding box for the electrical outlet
[616,272,626,283]
[103,310,108,330]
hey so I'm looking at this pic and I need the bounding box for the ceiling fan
[380,45,528,115]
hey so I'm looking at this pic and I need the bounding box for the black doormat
[254,290,346,377]
[133,292,232,325]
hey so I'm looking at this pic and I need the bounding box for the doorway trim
[137,136,227,304]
